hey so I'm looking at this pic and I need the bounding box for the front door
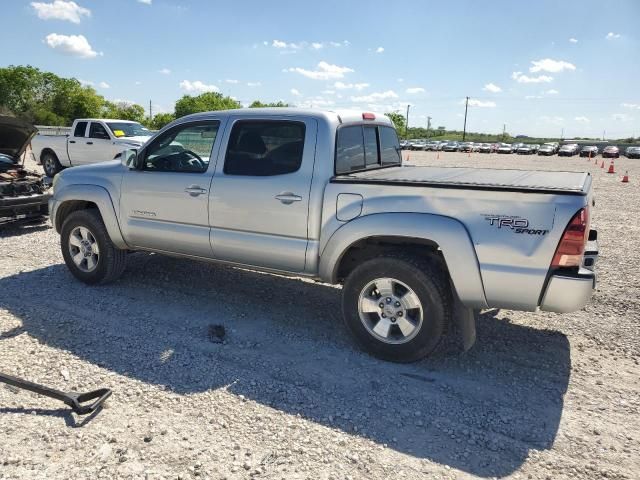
[209,116,317,273]
[119,119,223,257]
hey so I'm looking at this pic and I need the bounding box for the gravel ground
[1,152,638,480]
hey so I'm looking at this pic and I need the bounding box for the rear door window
[223,121,306,176]
[335,126,365,173]
[73,121,87,137]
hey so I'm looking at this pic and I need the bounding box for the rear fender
[319,213,488,308]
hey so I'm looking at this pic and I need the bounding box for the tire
[60,209,127,285]
[42,151,63,178]
[341,254,451,363]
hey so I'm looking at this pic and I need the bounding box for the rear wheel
[342,254,451,362]
[61,210,127,285]
[42,151,63,178]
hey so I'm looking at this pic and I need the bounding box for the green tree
[249,100,290,108]
[150,112,175,130]
[174,92,241,118]
[385,112,406,135]
[103,101,146,122]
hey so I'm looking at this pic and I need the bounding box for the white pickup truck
[31,118,153,177]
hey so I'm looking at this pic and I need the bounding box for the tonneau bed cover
[332,166,591,195]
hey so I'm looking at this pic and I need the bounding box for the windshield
[106,122,152,138]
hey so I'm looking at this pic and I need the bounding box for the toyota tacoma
[49,109,599,362]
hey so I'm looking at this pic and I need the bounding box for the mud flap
[452,288,477,351]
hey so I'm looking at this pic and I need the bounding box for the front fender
[319,213,488,308]
[50,184,128,250]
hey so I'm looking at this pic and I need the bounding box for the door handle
[86,141,93,145]
[275,192,302,204]
[184,186,207,196]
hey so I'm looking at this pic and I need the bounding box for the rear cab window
[336,124,401,174]
[73,121,88,137]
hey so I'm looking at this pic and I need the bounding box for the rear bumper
[540,233,598,313]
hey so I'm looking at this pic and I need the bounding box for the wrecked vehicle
[0,116,51,224]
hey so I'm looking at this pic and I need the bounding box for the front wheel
[61,210,127,285]
[342,254,451,362]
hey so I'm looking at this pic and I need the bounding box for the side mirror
[121,148,139,169]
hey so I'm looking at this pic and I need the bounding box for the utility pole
[602,130,606,141]
[502,123,506,141]
[405,104,410,139]
[462,96,469,141]
[426,116,432,138]
[560,128,564,141]
[149,100,152,121]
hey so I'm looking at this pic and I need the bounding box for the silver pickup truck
[49,109,598,362]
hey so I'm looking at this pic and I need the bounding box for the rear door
[71,122,112,165]
[209,115,317,272]
[66,121,88,164]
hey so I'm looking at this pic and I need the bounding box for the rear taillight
[551,208,589,269]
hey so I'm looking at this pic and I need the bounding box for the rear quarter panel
[320,181,589,311]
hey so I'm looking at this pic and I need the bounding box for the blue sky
[2,0,639,137]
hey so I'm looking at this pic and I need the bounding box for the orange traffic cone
[467,150,471,158]
[622,171,629,183]
[600,160,604,168]
[608,161,615,174]
[436,151,440,160]
[595,157,598,165]
[588,151,592,160]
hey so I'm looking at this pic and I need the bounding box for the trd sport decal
[482,214,549,235]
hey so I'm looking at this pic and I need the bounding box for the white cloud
[31,0,90,23]
[465,99,496,108]
[406,87,425,94]
[482,83,502,93]
[297,96,336,108]
[311,42,323,50]
[179,80,219,94]
[621,103,640,110]
[135,81,142,85]
[375,47,384,53]
[569,38,578,43]
[525,95,543,100]
[574,116,590,123]
[158,68,171,75]
[529,58,576,73]
[397,78,404,83]
[287,61,354,80]
[78,78,93,86]
[512,71,553,83]
[612,113,632,122]
[247,81,261,87]
[225,79,238,84]
[606,32,620,40]
[290,88,301,96]
[272,39,302,50]
[321,90,335,95]
[98,81,110,89]
[137,0,152,4]
[333,81,369,90]
[44,33,100,58]
[540,115,564,125]
[351,90,398,102]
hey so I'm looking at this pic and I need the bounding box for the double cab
[49,109,599,362]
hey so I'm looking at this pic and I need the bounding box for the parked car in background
[558,144,580,157]
[497,143,514,154]
[543,142,559,154]
[424,141,440,151]
[530,144,540,153]
[442,141,459,152]
[538,144,555,156]
[580,146,599,158]
[625,146,640,159]
[516,144,534,155]
[410,140,428,151]
[458,142,475,152]
[602,146,620,158]
[478,143,492,153]
[399,140,410,150]
[31,118,153,177]
[0,115,51,224]
[49,108,599,362]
